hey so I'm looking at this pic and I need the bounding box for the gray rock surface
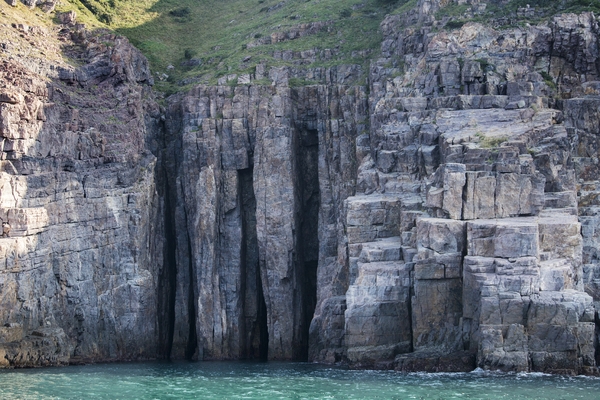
[0,14,163,367]
[3,0,600,375]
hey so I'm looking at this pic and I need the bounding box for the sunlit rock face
[0,15,163,366]
[3,0,600,375]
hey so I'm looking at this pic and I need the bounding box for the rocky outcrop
[315,1,600,374]
[156,3,600,374]
[163,83,367,360]
[3,0,600,376]
[0,13,163,366]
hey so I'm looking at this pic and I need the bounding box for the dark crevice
[257,278,269,361]
[295,123,320,361]
[239,167,268,360]
[595,309,600,367]
[407,282,414,354]
[157,116,177,360]
[185,233,198,360]
[157,173,177,359]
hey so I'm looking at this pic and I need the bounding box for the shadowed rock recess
[3,0,600,375]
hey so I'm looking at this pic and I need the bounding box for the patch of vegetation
[339,9,352,18]
[432,0,600,32]
[445,20,466,30]
[475,58,491,71]
[53,0,600,95]
[169,7,190,18]
[183,48,196,60]
[56,0,407,93]
[435,3,469,19]
[53,0,107,28]
[467,0,600,24]
[253,78,272,85]
[390,0,418,15]
[78,0,116,24]
[539,70,557,90]
[288,77,318,87]
[476,132,508,149]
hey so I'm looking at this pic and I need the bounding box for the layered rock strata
[0,11,162,366]
[3,0,600,376]
[317,2,600,374]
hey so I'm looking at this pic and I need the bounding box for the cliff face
[0,7,163,366]
[3,0,600,375]
[163,83,367,360]
[161,1,600,374]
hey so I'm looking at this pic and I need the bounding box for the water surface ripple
[1,361,600,399]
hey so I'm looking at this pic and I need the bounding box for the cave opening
[157,142,177,360]
[295,125,320,360]
[157,184,177,359]
[185,236,198,360]
[239,167,269,361]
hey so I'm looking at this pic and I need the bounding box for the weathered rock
[3,0,600,376]
[345,260,412,365]
[0,18,163,367]
[0,328,71,367]
[57,11,77,25]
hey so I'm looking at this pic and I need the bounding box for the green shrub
[445,20,465,30]
[184,48,196,60]
[169,7,191,18]
[340,9,352,18]
[476,132,508,149]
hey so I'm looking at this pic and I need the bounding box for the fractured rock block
[463,255,541,356]
[467,218,539,259]
[525,291,596,372]
[527,290,594,326]
[1,207,49,236]
[544,191,577,209]
[495,172,545,217]
[478,324,529,372]
[414,253,462,280]
[442,163,466,219]
[582,264,600,300]
[308,296,346,363]
[538,214,582,262]
[0,327,71,368]
[358,237,403,263]
[416,218,466,255]
[412,278,463,352]
[345,262,412,364]
[437,60,461,94]
[345,194,401,244]
[463,172,496,220]
[540,259,575,291]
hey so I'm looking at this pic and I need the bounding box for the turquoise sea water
[1,361,600,399]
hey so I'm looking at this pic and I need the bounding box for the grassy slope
[48,0,600,93]
[56,0,415,92]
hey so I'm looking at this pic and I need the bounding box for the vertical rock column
[412,218,466,353]
[166,84,364,361]
[254,86,314,360]
[309,86,367,363]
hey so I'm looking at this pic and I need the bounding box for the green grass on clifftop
[60,0,416,93]
[57,0,600,93]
